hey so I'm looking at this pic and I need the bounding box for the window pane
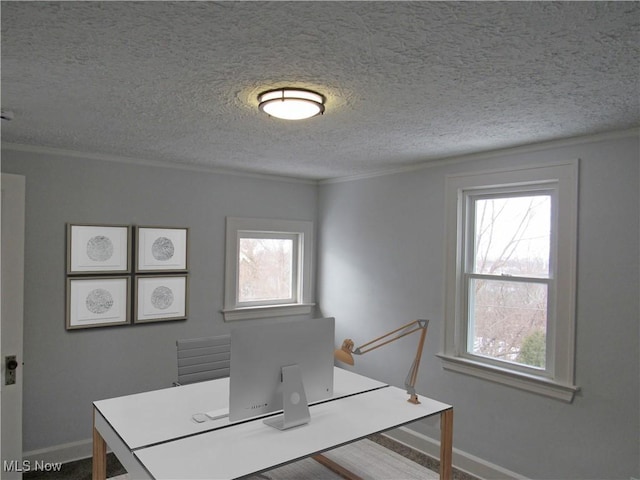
[474,195,551,277]
[468,278,547,369]
[238,238,293,303]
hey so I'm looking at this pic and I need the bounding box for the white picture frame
[134,275,188,323]
[67,224,131,274]
[136,227,188,272]
[66,277,130,329]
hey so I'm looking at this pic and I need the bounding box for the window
[441,161,579,401]
[223,218,314,321]
[238,235,296,305]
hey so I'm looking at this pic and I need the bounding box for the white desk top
[134,385,452,479]
[94,367,386,450]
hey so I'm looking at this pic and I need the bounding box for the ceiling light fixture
[258,88,325,120]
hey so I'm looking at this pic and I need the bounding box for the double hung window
[441,161,579,401]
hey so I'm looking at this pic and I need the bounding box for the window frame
[223,217,314,321]
[440,161,580,402]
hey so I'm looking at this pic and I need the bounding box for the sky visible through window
[470,194,551,368]
[474,195,551,277]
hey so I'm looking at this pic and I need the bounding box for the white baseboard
[26,428,527,480]
[23,438,94,465]
[383,427,529,480]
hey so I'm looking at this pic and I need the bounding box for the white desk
[93,368,453,479]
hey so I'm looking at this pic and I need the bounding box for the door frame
[1,173,26,478]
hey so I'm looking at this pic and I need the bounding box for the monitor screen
[229,317,335,427]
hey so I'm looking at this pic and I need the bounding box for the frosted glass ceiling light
[258,88,325,120]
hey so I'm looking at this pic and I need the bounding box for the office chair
[175,334,231,386]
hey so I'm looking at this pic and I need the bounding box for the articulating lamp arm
[335,319,430,404]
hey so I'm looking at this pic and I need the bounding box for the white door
[1,173,25,479]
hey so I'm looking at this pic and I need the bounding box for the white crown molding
[0,142,317,185]
[3,127,637,186]
[319,127,640,185]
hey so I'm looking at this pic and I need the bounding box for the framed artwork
[67,224,131,274]
[66,277,130,329]
[136,227,188,272]
[134,275,188,323]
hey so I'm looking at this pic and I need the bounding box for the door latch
[5,355,18,385]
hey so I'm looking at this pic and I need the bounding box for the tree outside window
[238,237,294,303]
[467,194,551,370]
[442,161,579,401]
[223,217,314,321]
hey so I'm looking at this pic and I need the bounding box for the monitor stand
[263,364,310,430]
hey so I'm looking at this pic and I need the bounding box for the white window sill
[222,303,315,322]
[437,354,580,403]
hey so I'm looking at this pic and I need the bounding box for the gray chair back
[176,334,231,385]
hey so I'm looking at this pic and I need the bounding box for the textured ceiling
[1,1,639,180]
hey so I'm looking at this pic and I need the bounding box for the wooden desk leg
[440,408,453,480]
[312,454,364,480]
[92,409,107,480]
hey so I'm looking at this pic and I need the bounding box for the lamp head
[334,339,355,366]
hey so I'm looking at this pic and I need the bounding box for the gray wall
[1,149,318,453]
[317,134,639,479]
[2,133,639,478]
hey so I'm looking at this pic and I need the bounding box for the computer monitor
[229,317,335,430]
